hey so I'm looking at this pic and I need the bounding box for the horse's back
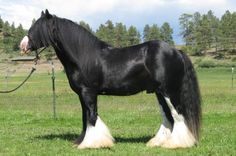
[98,40,183,95]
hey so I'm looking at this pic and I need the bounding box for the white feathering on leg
[147,106,172,147]
[78,116,114,149]
[161,97,196,148]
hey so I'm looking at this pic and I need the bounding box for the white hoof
[78,116,114,149]
[161,121,196,149]
[146,124,172,147]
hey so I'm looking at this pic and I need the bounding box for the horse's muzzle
[20,36,30,55]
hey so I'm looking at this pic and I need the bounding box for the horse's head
[20,9,53,54]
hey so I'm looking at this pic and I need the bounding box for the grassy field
[0,68,236,156]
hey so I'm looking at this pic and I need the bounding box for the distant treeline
[0,18,26,54]
[1,10,236,59]
[0,16,173,57]
[179,10,236,56]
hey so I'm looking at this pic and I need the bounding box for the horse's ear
[45,9,52,19]
[41,11,45,17]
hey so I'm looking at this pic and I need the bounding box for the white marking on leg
[78,116,114,149]
[147,106,172,147]
[161,97,196,148]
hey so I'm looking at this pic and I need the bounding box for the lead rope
[0,47,46,93]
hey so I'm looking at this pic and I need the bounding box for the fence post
[232,67,234,89]
[5,68,9,90]
[51,61,56,119]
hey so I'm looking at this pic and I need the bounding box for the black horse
[20,10,201,149]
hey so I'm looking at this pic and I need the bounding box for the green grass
[0,68,236,155]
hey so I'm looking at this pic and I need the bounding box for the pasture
[0,67,235,155]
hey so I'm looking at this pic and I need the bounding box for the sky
[0,0,236,44]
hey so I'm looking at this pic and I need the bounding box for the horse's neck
[51,34,95,72]
[50,20,108,73]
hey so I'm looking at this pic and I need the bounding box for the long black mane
[31,14,110,51]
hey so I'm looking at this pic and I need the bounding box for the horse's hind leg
[75,87,114,149]
[147,93,173,147]
[160,95,196,148]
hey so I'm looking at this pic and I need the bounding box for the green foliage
[96,20,115,46]
[231,56,236,62]
[194,57,236,68]
[143,24,161,42]
[180,45,202,56]
[114,22,128,47]
[96,20,142,47]
[79,21,93,33]
[0,16,3,31]
[0,18,26,54]
[143,24,150,42]
[179,13,193,45]
[179,10,236,57]
[197,58,216,68]
[160,22,174,45]
[127,26,141,46]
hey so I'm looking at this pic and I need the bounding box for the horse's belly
[99,78,158,96]
[99,86,144,96]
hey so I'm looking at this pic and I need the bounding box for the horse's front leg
[75,87,114,149]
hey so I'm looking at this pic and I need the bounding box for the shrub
[231,57,236,62]
[198,59,216,68]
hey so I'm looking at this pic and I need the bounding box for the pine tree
[12,24,26,51]
[160,22,174,45]
[0,16,4,31]
[3,21,11,37]
[231,12,236,49]
[205,10,219,48]
[114,22,127,47]
[79,21,93,33]
[127,26,140,46]
[199,15,211,52]
[179,13,194,45]
[143,24,150,42]
[148,24,161,41]
[220,10,232,50]
[96,20,115,46]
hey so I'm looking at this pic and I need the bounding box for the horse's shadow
[35,133,151,143]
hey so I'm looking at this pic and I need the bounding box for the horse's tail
[180,51,201,142]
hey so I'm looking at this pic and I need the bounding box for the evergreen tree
[206,10,219,48]
[3,21,11,37]
[96,20,115,46]
[114,22,127,47]
[127,26,140,46]
[2,21,12,52]
[160,22,174,45]
[10,22,16,34]
[12,24,26,51]
[220,10,233,50]
[143,24,150,42]
[231,12,236,48]
[79,21,93,33]
[0,16,4,31]
[148,24,161,41]
[198,15,211,52]
[179,13,194,45]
